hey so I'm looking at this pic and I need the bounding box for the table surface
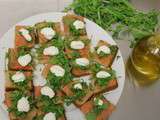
[0,0,160,120]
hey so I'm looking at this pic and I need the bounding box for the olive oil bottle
[127,34,160,86]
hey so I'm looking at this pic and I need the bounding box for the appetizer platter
[0,12,125,120]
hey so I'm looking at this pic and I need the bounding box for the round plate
[0,12,125,120]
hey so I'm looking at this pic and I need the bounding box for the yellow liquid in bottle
[127,35,160,86]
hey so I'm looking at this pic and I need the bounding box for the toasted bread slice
[80,96,115,120]
[91,66,118,95]
[93,79,118,95]
[34,86,64,105]
[36,40,64,64]
[35,21,62,44]
[65,36,90,59]
[63,14,86,36]
[93,40,118,67]
[15,26,36,48]
[36,45,52,64]
[41,64,71,90]
[71,68,91,77]
[7,48,33,71]
[4,91,36,120]
[62,80,93,106]
[5,71,33,91]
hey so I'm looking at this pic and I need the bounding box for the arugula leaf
[70,23,82,36]
[17,46,31,57]
[93,103,108,115]
[86,112,96,120]
[64,82,88,105]
[70,51,81,58]
[91,62,101,73]
[36,95,65,119]
[47,72,64,90]
[96,69,116,86]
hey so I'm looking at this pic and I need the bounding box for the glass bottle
[127,34,160,86]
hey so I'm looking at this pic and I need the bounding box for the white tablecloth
[0,0,160,120]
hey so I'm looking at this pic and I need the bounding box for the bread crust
[15,26,36,48]
[93,79,118,95]
[35,21,62,44]
[62,14,86,36]
[62,80,93,106]
[93,40,118,67]
[8,48,33,71]
[80,97,115,120]
[5,71,33,91]
[4,91,36,120]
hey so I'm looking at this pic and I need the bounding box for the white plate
[0,12,125,120]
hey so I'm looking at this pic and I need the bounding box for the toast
[35,21,62,44]
[36,38,65,64]
[5,71,33,91]
[34,86,64,105]
[93,40,118,67]
[70,57,91,77]
[42,60,72,90]
[65,36,90,59]
[7,48,33,71]
[4,91,36,120]
[93,79,118,95]
[80,96,115,120]
[91,63,118,95]
[15,26,36,48]
[62,80,93,106]
[63,14,86,36]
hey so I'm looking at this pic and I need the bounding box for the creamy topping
[18,54,32,67]
[43,46,59,56]
[41,86,55,98]
[40,27,56,40]
[94,98,104,106]
[43,112,56,120]
[19,28,32,42]
[70,41,85,50]
[73,20,85,30]
[50,65,65,77]
[96,71,111,78]
[11,72,26,83]
[17,97,30,112]
[75,58,89,66]
[97,45,111,55]
[74,83,82,90]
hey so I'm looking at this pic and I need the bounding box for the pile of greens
[65,0,159,47]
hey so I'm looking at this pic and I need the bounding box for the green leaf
[86,112,96,120]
